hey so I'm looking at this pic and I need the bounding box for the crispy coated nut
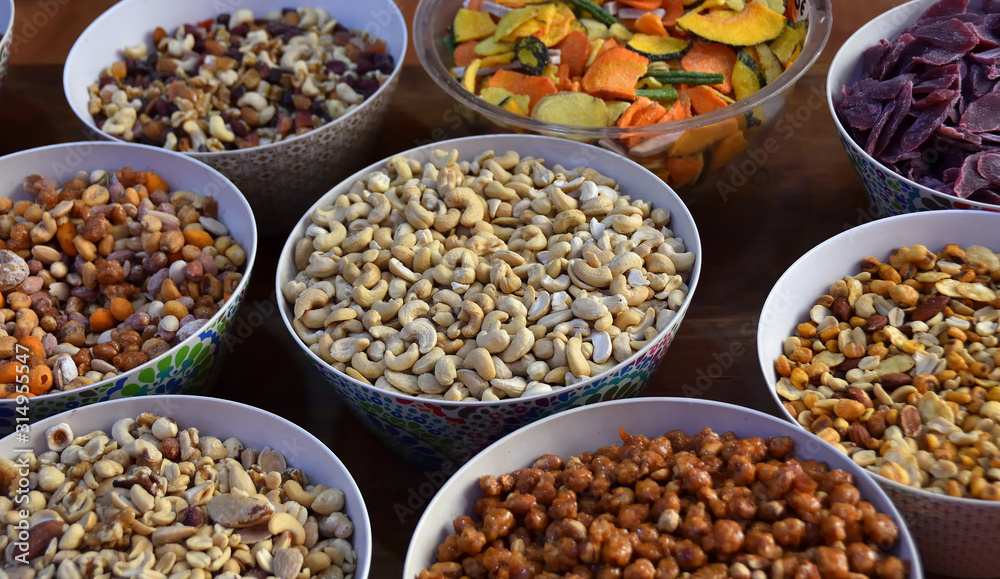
[418,428,908,577]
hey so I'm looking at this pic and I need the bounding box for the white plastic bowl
[757,211,1000,577]
[0,142,256,435]
[0,395,371,578]
[827,0,1000,216]
[64,0,407,234]
[404,398,923,578]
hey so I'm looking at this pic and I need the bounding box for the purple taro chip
[836,0,1000,204]
[955,152,994,197]
[918,0,970,21]
[960,90,1000,132]
[978,151,1000,185]
[910,19,979,53]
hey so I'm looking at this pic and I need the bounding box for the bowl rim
[413,0,833,138]
[403,397,924,577]
[61,0,408,158]
[275,132,702,407]
[0,393,373,578]
[757,209,1000,508]
[825,0,1000,212]
[0,141,258,404]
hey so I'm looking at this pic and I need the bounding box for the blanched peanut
[287,150,695,400]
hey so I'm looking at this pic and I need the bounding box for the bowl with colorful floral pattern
[276,134,702,472]
[0,142,256,436]
[828,0,1000,218]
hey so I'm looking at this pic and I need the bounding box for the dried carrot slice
[681,40,737,94]
[660,97,691,123]
[616,96,655,128]
[556,30,591,78]
[666,153,705,188]
[685,84,729,115]
[581,46,649,101]
[662,0,685,27]
[634,12,669,37]
[453,40,480,67]
[487,70,558,111]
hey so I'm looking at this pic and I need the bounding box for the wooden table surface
[0,1,959,577]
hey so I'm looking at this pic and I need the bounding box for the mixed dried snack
[445,0,809,188]
[89,7,395,151]
[0,411,357,578]
[419,427,909,578]
[283,148,695,401]
[836,0,1000,204]
[0,169,245,398]
[775,243,1000,500]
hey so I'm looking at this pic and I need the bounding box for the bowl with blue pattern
[0,0,12,95]
[826,0,1000,218]
[277,134,702,472]
[0,142,256,435]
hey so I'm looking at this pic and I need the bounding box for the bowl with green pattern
[0,142,256,434]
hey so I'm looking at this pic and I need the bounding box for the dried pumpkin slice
[494,4,558,42]
[752,43,784,83]
[475,36,516,56]
[482,87,531,115]
[454,9,497,43]
[676,1,787,46]
[626,34,692,61]
[732,48,765,100]
[531,92,609,127]
[769,21,807,65]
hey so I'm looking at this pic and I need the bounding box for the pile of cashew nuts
[283,149,695,401]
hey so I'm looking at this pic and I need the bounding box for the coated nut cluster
[419,428,908,578]
[283,149,696,401]
[0,411,357,579]
[775,244,1000,500]
[89,7,395,151]
[0,169,245,398]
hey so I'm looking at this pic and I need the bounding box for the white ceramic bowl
[757,211,1000,577]
[64,0,407,234]
[827,0,1000,217]
[0,0,12,93]
[277,134,702,472]
[0,142,256,435]
[0,394,371,578]
[403,398,923,578]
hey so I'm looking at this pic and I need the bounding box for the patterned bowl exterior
[0,0,11,93]
[878,480,1000,578]
[0,142,256,438]
[278,134,702,473]
[0,285,247,435]
[309,319,681,472]
[836,132,1000,218]
[63,0,408,237]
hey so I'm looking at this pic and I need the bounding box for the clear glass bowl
[414,0,833,200]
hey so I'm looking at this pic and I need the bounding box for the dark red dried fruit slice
[955,151,993,198]
[911,18,979,53]
[960,90,1000,132]
[977,151,1000,185]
